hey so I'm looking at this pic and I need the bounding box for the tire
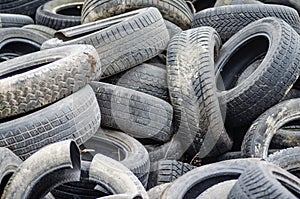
[216,151,242,161]
[0,0,51,16]
[0,148,22,196]
[192,4,300,42]
[88,154,148,198]
[165,20,182,39]
[167,27,232,158]
[267,147,300,177]
[0,28,48,62]
[102,64,170,102]
[90,82,173,142]
[81,0,193,30]
[259,0,300,14]
[241,99,300,158]
[0,44,101,120]
[160,158,260,199]
[214,0,262,6]
[22,24,56,39]
[147,183,170,199]
[281,89,300,101]
[81,128,150,187]
[1,140,81,199]
[155,160,196,185]
[0,14,33,28]
[0,85,101,160]
[228,161,300,199]
[36,0,83,30]
[216,17,300,128]
[43,7,169,79]
[271,128,300,149]
[145,54,167,69]
[197,180,237,199]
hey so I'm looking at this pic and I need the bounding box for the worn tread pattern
[0,85,101,160]
[81,0,193,30]
[218,17,300,128]
[103,63,170,102]
[241,99,300,159]
[192,4,300,41]
[167,27,232,158]
[0,45,101,119]
[157,160,196,185]
[228,161,300,199]
[45,7,169,78]
[90,82,173,142]
[35,0,82,30]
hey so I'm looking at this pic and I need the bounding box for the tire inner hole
[217,35,269,90]
[56,4,82,16]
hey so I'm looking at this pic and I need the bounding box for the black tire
[271,128,300,149]
[192,4,300,42]
[281,89,300,101]
[147,183,170,199]
[0,28,48,62]
[267,147,300,177]
[81,0,193,30]
[88,154,148,198]
[214,0,262,6]
[259,0,300,14]
[0,0,51,16]
[22,24,56,39]
[0,44,101,119]
[36,0,83,30]
[43,7,169,78]
[160,158,260,199]
[2,140,81,199]
[241,99,300,158]
[155,160,196,185]
[81,128,150,187]
[216,151,242,161]
[197,180,237,199]
[0,85,101,160]
[89,82,173,142]
[0,148,22,196]
[102,64,170,102]
[0,14,33,28]
[167,27,232,158]
[216,17,300,128]
[228,161,300,199]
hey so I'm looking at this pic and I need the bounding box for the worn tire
[160,158,260,199]
[81,128,150,187]
[43,7,169,78]
[0,0,51,16]
[241,99,300,158]
[147,183,170,199]
[271,128,300,149]
[0,28,48,62]
[102,64,170,102]
[81,0,193,30]
[1,140,81,199]
[0,44,101,119]
[0,14,33,28]
[267,147,300,177]
[36,0,83,30]
[216,17,300,128]
[0,85,101,160]
[228,161,300,199]
[167,27,232,158]
[197,180,237,199]
[192,4,300,41]
[0,148,22,196]
[214,0,262,6]
[22,24,56,39]
[90,82,173,142]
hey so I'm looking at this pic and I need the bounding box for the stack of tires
[0,0,300,198]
